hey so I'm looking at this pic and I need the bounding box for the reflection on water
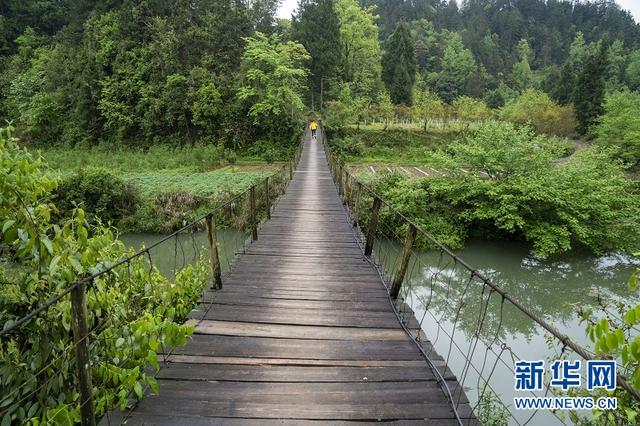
[119,230,247,279]
[376,239,639,425]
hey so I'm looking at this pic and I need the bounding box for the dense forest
[1,0,639,149]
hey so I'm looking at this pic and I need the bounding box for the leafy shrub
[1,128,208,423]
[570,266,640,425]
[453,96,491,123]
[595,90,640,169]
[243,139,295,163]
[500,89,576,137]
[330,127,454,164]
[332,136,365,157]
[371,173,466,250]
[55,167,140,225]
[429,122,640,256]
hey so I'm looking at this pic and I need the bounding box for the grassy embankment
[42,144,290,233]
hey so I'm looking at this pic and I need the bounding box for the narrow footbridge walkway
[115,131,475,424]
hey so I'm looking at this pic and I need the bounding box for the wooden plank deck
[106,130,476,425]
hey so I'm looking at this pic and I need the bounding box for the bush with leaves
[428,122,639,256]
[500,89,576,138]
[412,83,445,131]
[55,167,141,226]
[569,265,640,425]
[237,32,309,140]
[453,96,491,129]
[595,90,640,169]
[0,127,209,424]
[370,173,466,250]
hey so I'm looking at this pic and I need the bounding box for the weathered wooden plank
[196,295,396,312]
[156,364,443,382]
[187,320,410,340]
[221,276,385,286]
[169,335,425,360]
[103,415,476,426]
[164,354,431,368]
[202,288,389,301]
[189,304,420,328]
[125,400,474,421]
[139,380,469,405]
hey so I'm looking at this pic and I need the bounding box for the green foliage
[511,39,533,92]
[381,21,417,105]
[571,267,640,425]
[428,122,640,257]
[237,32,309,138]
[330,127,453,164]
[335,0,382,101]
[42,144,228,172]
[40,144,275,234]
[626,51,640,92]
[125,170,269,198]
[0,1,290,148]
[371,173,466,250]
[291,0,343,107]
[595,90,640,169]
[575,41,609,136]
[55,168,140,225]
[452,96,490,124]
[476,390,511,426]
[0,128,208,423]
[376,91,395,130]
[433,32,479,103]
[323,83,372,130]
[500,89,576,138]
[412,81,445,131]
[551,61,576,105]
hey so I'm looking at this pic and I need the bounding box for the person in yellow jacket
[310,120,318,139]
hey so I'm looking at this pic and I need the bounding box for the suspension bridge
[4,125,639,426]
[104,128,476,424]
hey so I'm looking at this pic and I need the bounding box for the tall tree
[575,40,610,136]
[250,0,282,33]
[237,33,310,138]
[511,39,533,92]
[626,51,640,91]
[552,60,576,105]
[292,0,342,109]
[412,77,444,131]
[335,0,382,100]
[381,21,417,105]
[433,31,477,103]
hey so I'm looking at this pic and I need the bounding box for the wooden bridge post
[343,171,350,206]
[264,177,271,220]
[390,224,417,299]
[289,160,293,180]
[364,196,382,256]
[353,182,362,227]
[205,213,222,289]
[250,185,258,241]
[70,280,96,426]
[338,164,344,197]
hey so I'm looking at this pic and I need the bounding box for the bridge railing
[320,126,639,425]
[0,139,304,425]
